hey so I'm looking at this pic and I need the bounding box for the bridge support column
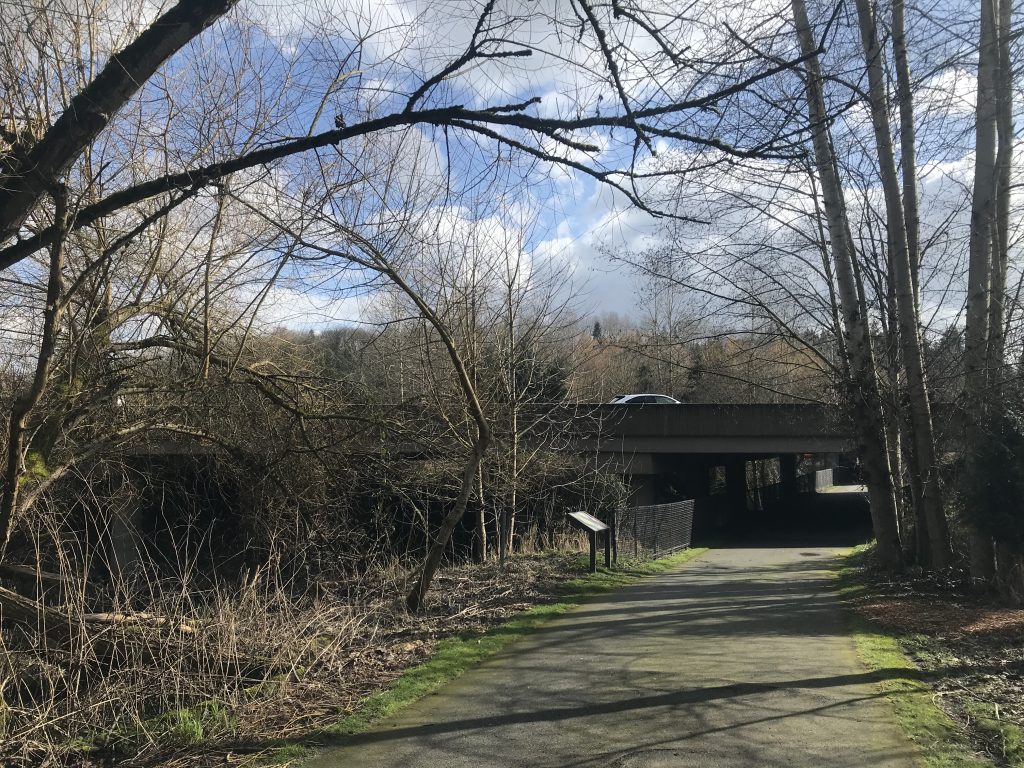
[725,458,749,530]
[780,454,798,500]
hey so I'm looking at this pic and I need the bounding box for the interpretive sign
[567,511,609,533]
[567,511,611,573]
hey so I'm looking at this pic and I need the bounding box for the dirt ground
[848,564,1024,764]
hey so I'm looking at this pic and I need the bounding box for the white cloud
[257,285,368,329]
[917,68,978,118]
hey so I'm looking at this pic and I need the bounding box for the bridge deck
[572,403,852,456]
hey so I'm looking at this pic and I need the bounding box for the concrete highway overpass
[562,403,857,509]
[573,403,852,459]
[571,403,852,479]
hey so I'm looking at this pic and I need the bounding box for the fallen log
[85,610,196,634]
[0,584,76,646]
[0,585,196,662]
[0,562,72,588]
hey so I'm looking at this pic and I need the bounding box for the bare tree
[0,0,821,617]
[609,0,1012,572]
[0,0,237,241]
[852,0,951,568]
[962,0,1017,585]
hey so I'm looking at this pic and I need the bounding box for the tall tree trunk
[854,0,951,569]
[886,403,906,530]
[202,180,231,381]
[792,0,903,568]
[987,0,1013,390]
[500,297,518,566]
[891,0,934,563]
[285,233,492,610]
[892,0,922,307]
[903,410,928,564]
[375,269,491,612]
[502,407,519,564]
[407,436,490,612]
[989,0,1014,594]
[476,467,488,562]
[883,255,909,534]
[963,0,1000,583]
[0,188,69,557]
[807,167,848,368]
[344,246,493,609]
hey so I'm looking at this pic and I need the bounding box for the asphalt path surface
[308,547,918,768]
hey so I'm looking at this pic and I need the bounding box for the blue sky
[204,0,814,327]
[49,0,1011,335]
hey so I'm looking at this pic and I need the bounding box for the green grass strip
[836,549,992,768]
[269,548,706,765]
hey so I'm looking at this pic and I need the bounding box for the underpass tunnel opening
[624,452,873,547]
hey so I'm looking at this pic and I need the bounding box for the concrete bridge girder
[574,403,854,459]
[575,404,857,511]
[585,436,850,454]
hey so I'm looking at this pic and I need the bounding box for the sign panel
[568,511,609,533]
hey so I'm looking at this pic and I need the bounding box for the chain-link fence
[614,500,694,558]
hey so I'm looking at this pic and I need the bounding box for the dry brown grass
[0,550,584,767]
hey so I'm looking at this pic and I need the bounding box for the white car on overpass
[607,393,681,404]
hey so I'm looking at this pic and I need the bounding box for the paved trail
[308,547,918,768]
